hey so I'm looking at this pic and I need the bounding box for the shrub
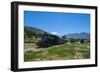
[36,34,66,48]
[80,39,84,44]
[70,38,77,43]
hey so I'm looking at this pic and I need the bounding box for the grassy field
[24,42,90,61]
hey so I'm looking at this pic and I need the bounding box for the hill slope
[24,26,50,38]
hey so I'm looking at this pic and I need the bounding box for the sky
[24,11,90,35]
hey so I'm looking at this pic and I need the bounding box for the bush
[70,38,77,43]
[80,39,84,44]
[36,34,66,48]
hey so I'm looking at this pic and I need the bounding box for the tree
[70,38,77,43]
[80,39,84,44]
[36,34,66,48]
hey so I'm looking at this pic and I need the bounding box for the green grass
[24,43,90,61]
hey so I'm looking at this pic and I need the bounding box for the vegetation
[36,33,66,48]
[80,39,84,44]
[24,43,90,61]
[24,26,90,61]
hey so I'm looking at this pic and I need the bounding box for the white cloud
[51,32,58,35]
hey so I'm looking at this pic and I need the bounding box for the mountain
[63,32,90,39]
[24,26,65,45]
[25,26,90,40]
[24,26,50,38]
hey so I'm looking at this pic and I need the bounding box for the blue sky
[24,11,90,35]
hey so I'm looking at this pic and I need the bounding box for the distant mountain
[24,26,50,38]
[63,32,90,39]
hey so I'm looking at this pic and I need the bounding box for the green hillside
[24,26,65,46]
[24,26,50,38]
[24,26,49,43]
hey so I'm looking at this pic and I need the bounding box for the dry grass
[24,43,90,61]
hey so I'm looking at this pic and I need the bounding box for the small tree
[80,39,84,44]
[87,39,90,43]
[70,38,76,43]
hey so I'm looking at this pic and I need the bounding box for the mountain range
[63,32,90,39]
[24,26,90,39]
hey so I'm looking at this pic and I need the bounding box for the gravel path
[24,47,46,53]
